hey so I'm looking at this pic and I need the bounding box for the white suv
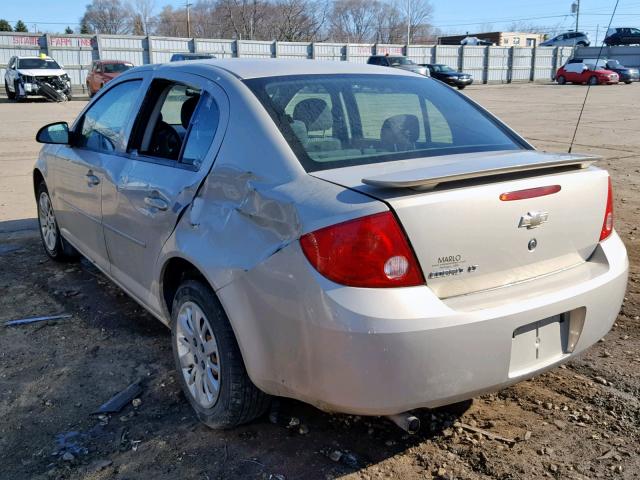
[4,55,72,101]
[540,32,590,47]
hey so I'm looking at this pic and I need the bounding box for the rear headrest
[289,119,308,143]
[380,114,419,151]
[181,95,200,128]
[292,98,332,132]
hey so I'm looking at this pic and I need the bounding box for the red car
[86,60,134,97]
[556,62,619,85]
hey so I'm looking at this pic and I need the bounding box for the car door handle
[144,196,169,211]
[86,171,100,186]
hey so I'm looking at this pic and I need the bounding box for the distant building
[438,32,546,48]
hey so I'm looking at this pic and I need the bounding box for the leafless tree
[153,5,187,36]
[273,0,328,41]
[131,0,156,34]
[373,1,404,43]
[401,0,433,43]
[329,0,379,43]
[80,0,134,34]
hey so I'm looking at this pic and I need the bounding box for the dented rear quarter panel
[155,69,387,323]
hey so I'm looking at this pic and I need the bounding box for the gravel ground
[0,83,639,480]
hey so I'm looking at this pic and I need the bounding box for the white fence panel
[461,46,485,82]
[150,37,191,63]
[347,44,373,63]
[375,44,404,56]
[534,47,555,80]
[277,42,310,59]
[195,39,235,58]
[314,43,344,61]
[239,40,274,58]
[406,45,432,64]
[434,45,459,69]
[100,35,147,65]
[487,47,510,83]
[511,47,533,82]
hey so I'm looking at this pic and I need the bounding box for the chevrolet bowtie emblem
[519,211,549,229]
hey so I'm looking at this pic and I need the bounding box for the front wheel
[171,280,270,429]
[5,80,15,99]
[457,85,466,90]
[557,75,566,85]
[36,182,79,261]
[624,80,632,85]
[588,76,599,86]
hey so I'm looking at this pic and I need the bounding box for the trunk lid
[312,150,608,298]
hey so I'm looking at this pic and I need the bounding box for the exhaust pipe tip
[386,413,420,434]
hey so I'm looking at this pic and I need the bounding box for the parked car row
[556,58,639,85]
[366,55,474,89]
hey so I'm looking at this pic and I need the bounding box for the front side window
[129,80,219,166]
[17,58,61,70]
[76,80,142,152]
[247,74,525,172]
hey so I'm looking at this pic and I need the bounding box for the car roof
[16,56,53,60]
[161,58,417,80]
[96,59,133,64]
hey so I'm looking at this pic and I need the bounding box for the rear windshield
[17,58,60,70]
[246,74,525,172]
[103,63,133,73]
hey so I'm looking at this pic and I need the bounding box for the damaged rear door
[100,70,229,306]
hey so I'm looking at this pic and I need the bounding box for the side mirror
[36,121,70,145]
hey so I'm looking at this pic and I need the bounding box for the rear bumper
[220,232,628,416]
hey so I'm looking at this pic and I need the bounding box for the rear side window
[181,93,220,168]
[246,74,524,172]
[76,80,142,152]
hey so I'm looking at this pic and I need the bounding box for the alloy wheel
[175,301,221,408]
[38,192,58,252]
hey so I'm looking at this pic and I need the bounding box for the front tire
[457,85,466,90]
[588,76,599,86]
[36,182,79,261]
[557,75,566,85]
[5,80,15,99]
[171,280,270,429]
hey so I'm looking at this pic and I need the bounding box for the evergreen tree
[65,26,74,34]
[14,20,28,32]
[0,19,13,32]
[80,22,92,34]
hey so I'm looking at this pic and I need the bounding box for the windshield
[432,64,456,73]
[606,60,622,69]
[388,57,414,66]
[17,58,61,70]
[246,74,525,172]
[103,63,133,73]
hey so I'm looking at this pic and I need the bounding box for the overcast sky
[0,0,636,44]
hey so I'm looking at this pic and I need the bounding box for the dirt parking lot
[1,83,639,480]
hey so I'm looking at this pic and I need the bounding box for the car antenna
[568,0,620,154]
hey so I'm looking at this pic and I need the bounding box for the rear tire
[588,76,599,86]
[625,80,632,85]
[171,280,270,429]
[557,75,566,85]
[36,182,79,262]
[5,80,15,99]
[457,85,466,90]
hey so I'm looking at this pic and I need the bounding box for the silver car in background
[33,59,628,429]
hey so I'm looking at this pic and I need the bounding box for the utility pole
[572,0,580,32]
[595,24,599,45]
[186,1,192,37]
[406,0,411,45]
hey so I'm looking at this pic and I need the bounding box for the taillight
[599,177,614,241]
[299,211,424,288]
